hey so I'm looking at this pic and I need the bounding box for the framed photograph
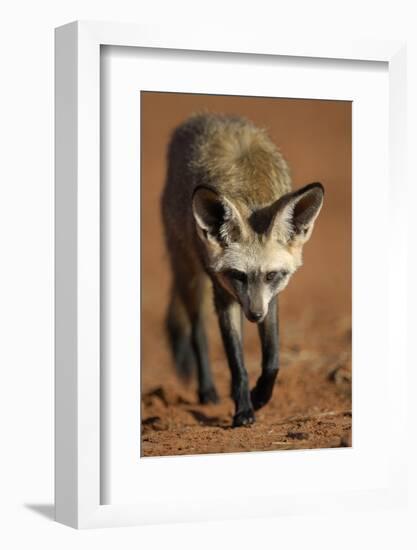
[55,21,407,528]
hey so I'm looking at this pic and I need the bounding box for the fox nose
[247,310,263,323]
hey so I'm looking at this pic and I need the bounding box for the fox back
[162,113,291,245]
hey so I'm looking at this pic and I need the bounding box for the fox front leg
[251,297,279,410]
[214,286,255,427]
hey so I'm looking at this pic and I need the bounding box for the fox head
[192,182,324,323]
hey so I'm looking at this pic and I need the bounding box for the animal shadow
[187,409,224,427]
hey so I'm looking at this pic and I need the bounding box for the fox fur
[161,113,324,427]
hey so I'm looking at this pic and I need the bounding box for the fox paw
[198,386,219,405]
[250,386,272,411]
[233,408,255,428]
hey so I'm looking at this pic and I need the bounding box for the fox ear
[269,182,324,243]
[192,186,245,245]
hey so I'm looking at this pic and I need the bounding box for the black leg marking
[165,294,195,382]
[251,297,279,411]
[190,315,219,404]
[171,270,219,405]
[214,285,255,427]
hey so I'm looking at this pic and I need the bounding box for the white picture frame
[55,21,407,529]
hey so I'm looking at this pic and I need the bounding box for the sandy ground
[141,313,352,457]
[140,92,351,457]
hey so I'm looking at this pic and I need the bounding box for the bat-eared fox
[161,113,324,427]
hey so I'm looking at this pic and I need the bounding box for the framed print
[55,21,407,528]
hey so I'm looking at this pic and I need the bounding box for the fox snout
[246,309,265,323]
[241,295,267,323]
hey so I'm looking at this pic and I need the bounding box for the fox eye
[265,271,278,282]
[227,269,247,283]
[266,270,289,283]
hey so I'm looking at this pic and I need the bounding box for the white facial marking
[211,237,298,275]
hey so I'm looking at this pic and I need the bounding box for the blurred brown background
[141,92,352,457]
